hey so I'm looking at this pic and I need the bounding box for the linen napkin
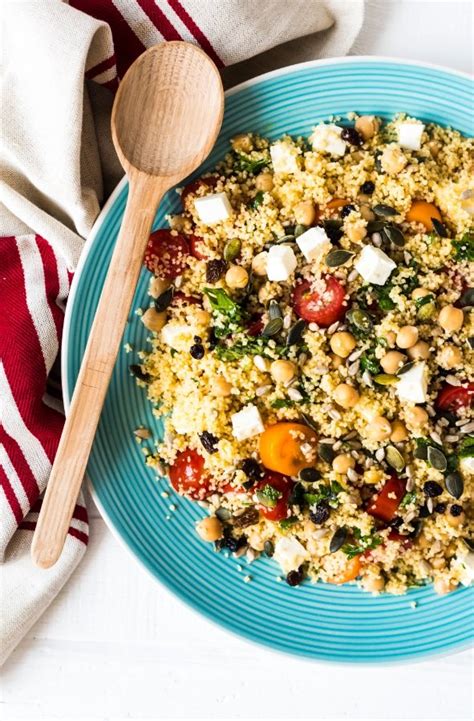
[0,0,364,665]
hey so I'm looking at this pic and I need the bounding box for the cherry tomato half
[255,471,294,521]
[169,448,212,500]
[181,177,217,207]
[292,275,347,327]
[172,291,202,307]
[189,234,207,260]
[367,475,406,523]
[144,230,189,279]
[327,555,361,585]
[435,383,474,413]
[246,314,264,337]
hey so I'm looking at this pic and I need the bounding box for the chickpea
[355,115,380,140]
[385,331,397,348]
[251,251,268,277]
[364,468,385,485]
[294,200,317,226]
[195,516,223,542]
[405,406,429,428]
[255,172,274,192]
[231,133,252,154]
[438,305,464,333]
[347,220,367,243]
[390,420,408,442]
[396,325,419,349]
[225,264,249,289]
[148,276,170,298]
[380,350,406,374]
[411,287,431,301]
[365,415,392,441]
[141,307,167,332]
[407,340,430,361]
[433,577,458,596]
[332,453,355,474]
[438,344,462,370]
[447,509,465,528]
[330,353,345,369]
[360,204,375,222]
[381,144,407,175]
[330,331,357,358]
[431,557,446,570]
[214,376,232,397]
[361,575,385,593]
[195,309,211,325]
[427,140,441,158]
[416,532,430,549]
[270,359,296,384]
[333,383,359,409]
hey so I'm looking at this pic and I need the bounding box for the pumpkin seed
[427,446,447,472]
[223,238,241,262]
[301,412,318,432]
[462,537,474,552]
[397,361,416,376]
[273,234,296,244]
[431,217,448,237]
[215,507,231,522]
[467,337,474,350]
[268,299,283,320]
[299,467,321,483]
[459,287,474,307]
[366,219,385,233]
[445,471,464,499]
[373,203,397,217]
[319,442,336,464]
[329,527,347,553]
[263,540,274,557]
[373,373,399,386]
[287,319,306,346]
[154,285,174,312]
[417,301,436,321]
[129,364,151,383]
[325,249,354,267]
[414,444,428,461]
[262,317,283,337]
[346,308,373,333]
[294,224,307,237]
[385,445,405,472]
[383,224,405,247]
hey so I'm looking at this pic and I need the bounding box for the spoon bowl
[32,42,223,568]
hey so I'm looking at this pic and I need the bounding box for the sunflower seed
[347,467,359,482]
[287,319,306,346]
[343,430,358,440]
[246,548,260,563]
[362,370,374,387]
[254,355,268,372]
[429,431,443,446]
[327,321,340,335]
[404,251,412,264]
[445,472,464,499]
[223,238,241,262]
[372,232,382,247]
[386,445,405,472]
[314,365,330,374]
[445,375,462,386]
[256,384,272,397]
[333,440,343,451]
[461,189,473,200]
[328,408,342,420]
[420,558,433,575]
[325,249,354,267]
[456,417,472,427]
[283,313,292,329]
[373,203,397,217]
[288,388,303,401]
[427,446,447,471]
[426,404,436,417]
[329,527,347,553]
[298,352,308,367]
[348,268,359,282]
[348,360,361,376]
[262,317,283,337]
[406,475,415,492]
[444,434,460,443]
[460,421,474,434]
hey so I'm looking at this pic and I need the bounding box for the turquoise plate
[64,58,474,662]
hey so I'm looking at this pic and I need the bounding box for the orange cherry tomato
[406,200,442,231]
[327,555,361,585]
[325,198,350,216]
[259,422,318,476]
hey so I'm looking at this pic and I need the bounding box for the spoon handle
[32,171,164,568]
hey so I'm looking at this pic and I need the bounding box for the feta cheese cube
[397,121,425,150]
[452,551,474,587]
[296,226,331,262]
[194,192,232,225]
[273,537,309,573]
[310,123,346,157]
[355,245,396,285]
[266,244,297,281]
[231,404,264,441]
[460,455,474,475]
[396,361,429,404]
[270,140,300,175]
[161,323,194,350]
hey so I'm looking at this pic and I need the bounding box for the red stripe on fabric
[102,77,119,93]
[32,498,88,524]
[85,53,117,79]
[35,235,64,338]
[0,430,39,505]
[0,237,65,467]
[0,466,23,524]
[136,0,181,40]
[167,0,224,68]
[70,0,145,77]
[18,520,89,545]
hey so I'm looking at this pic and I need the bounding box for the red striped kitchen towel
[0,0,364,665]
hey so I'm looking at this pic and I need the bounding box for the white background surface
[1,1,473,720]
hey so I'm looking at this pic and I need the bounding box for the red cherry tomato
[189,234,207,260]
[169,449,212,500]
[367,476,406,523]
[172,291,202,307]
[292,275,347,327]
[435,383,474,413]
[181,177,217,207]
[387,530,413,549]
[255,471,294,521]
[247,314,264,337]
[144,230,189,279]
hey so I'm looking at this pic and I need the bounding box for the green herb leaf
[342,533,382,559]
[235,152,268,174]
[400,491,417,508]
[452,231,474,261]
[360,348,381,375]
[251,190,265,209]
[204,287,244,338]
[256,483,282,508]
[279,516,298,530]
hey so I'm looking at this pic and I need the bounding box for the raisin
[206,259,227,283]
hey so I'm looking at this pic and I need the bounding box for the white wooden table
[2,2,473,719]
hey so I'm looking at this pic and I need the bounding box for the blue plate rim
[62,55,473,664]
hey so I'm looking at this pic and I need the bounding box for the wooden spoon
[32,42,223,568]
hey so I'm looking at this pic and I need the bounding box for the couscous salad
[132,113,474,595]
